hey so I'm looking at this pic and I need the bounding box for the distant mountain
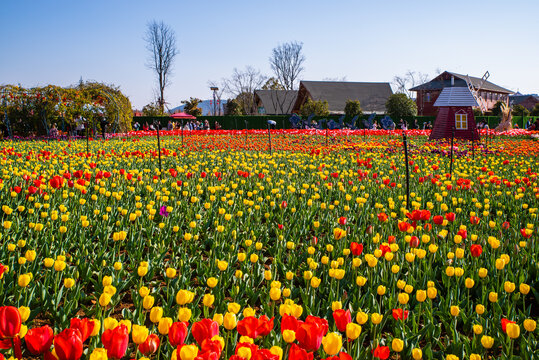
[170,99,227,116]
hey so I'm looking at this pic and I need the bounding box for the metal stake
[449,127,455,178]
[155,120,162,174]
[268,123,272,155]
[403,132,410,210]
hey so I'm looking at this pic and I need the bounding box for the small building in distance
[254,90,298,115]
[430,87,480,141]
[291,81,393,114]
[410,71,513,116]
[509,93,539,111]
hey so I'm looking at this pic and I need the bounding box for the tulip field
[0,130,537,360]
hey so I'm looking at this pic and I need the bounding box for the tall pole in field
[267,120,276,155]
[449,127,455,178]
[402,131,410,210]
[155,120,162,174]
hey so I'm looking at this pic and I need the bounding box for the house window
[455,113,468,130]
[425,92,431,102]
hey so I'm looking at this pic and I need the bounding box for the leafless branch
[269,41,305,90]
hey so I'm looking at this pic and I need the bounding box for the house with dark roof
[509,94,539,111]
[291,81,393,114]
[254,90,298,115]
[410,71,513,116]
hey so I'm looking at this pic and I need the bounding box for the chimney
[451,76,455,86]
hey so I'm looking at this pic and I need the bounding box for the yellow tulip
[18,306,30,322]
[412,348,422,359]
[132,324,149,344]
[322,332,342,356]
[203,293,215,307]
[158,317,173,335]
[179,344,199,360]
[143,295,154,310]
[178,307,192,322]
[506,323,520,339]
[523,319,536,332]
[481,335,494,349]
[392,338,404,352]
[283,329,296,343]
[150,307,163,323]
[346,323,361,340]
[89,348,108,360]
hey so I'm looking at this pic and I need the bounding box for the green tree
[183,97,203,117]
[491,101,504,117]
[225,98,241,115]
[530,103,539,116]
[344,100,362,118]
[512,104,530,117]
[142,102,163,116]
[262,77,285,90]
[300,98,330,117]
[385,93,417,119]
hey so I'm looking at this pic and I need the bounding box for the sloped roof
[509,94,539,105]
[410,71,512,94]
[254,90,298,115]
[434,87,479,107]
[297,81,393,113]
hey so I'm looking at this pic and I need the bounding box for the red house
[410,71,512,116]
[430,87,480,141]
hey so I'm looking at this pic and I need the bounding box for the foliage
[225,98,242,115]
[141,102,163,117]
[262,77,285,91]
[491,101,504,117]
[344,100,362,118]
[530,103,539,117]
[300,98,330,117]
[0,81,132,136]
[183,97,203,117]
[385,93,418,119]
[512,104,530,117]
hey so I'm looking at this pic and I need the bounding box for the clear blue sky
[1,0,537,109]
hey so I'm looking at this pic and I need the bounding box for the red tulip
[191,319,219,345]
[419,209,431,221]
[338,216,347,225]
[432,215,443,225]
[0,306,22,338]
[350,242,363,256]
[379,244,391,257]
[289,343,314,360]
[392,309,409,321]
[169,322,188,347]
[200,337,223,357]
[332,310,351,332]
[372,345,390,359]
[470,244,482,257]
[520,229,532,239]
[398,222,411,232]
[237,316,274,339]
[502,221,510,230]
[445,212,455,222]
[377,213,388,222]
[252,349,280,360]
[101,324,129,360]
[409,236,420,248]
[281,314,302,333]
[69,318,95,342]
[296,316,328,351]
[0,264,7,279]
[138,333,160,355]
[24,325,54,355]
[54,328,83,360]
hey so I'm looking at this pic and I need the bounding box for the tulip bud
[346,323,362,340]
[392,338,404,352]
[150,307,163,323]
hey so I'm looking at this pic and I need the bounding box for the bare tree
[221,66,267,115]
[145,20,178,113]
[269,41,305,90]
[392,70,429,97]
